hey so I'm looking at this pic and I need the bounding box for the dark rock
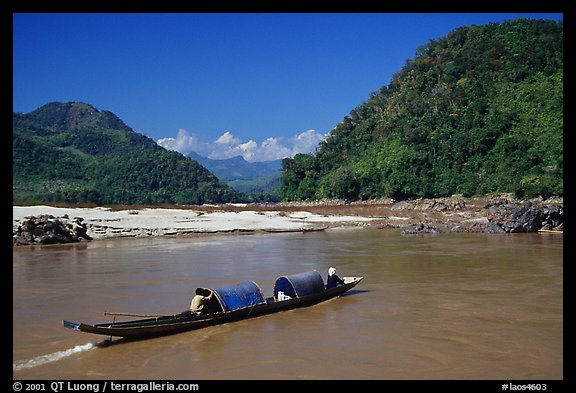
[401,223,440,235]
[72,217,91,239]
[482,199,562,234]
[13,215,92,245]
[434,202,449,212]
[541,205,563,230]
[484,222,506,234]
[502,203,543,233]
[487,197,509,207]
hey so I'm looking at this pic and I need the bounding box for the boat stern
[62,320,80,331]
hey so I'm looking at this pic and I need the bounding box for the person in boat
[190,288,215,315]
[326,267,345,289]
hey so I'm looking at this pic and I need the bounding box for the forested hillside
[13,102,240,205]
[279,19,563,201]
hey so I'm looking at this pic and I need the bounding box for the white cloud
[156,129,205,156]
[291,129,327,154]
[214,131,241,146]
[157,129,327,162]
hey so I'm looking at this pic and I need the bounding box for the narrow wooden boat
[63,271,363,340]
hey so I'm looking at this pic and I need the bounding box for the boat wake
[13,342,95,371]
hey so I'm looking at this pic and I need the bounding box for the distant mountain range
[13,102,240,205]
[187,152,282,195]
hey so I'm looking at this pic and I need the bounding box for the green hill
[279,18,563,201]
[13,102,240,205]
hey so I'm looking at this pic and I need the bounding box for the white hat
[328,267,336,276]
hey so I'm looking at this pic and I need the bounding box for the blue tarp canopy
[273,270,326,299]
[211,281,266,313]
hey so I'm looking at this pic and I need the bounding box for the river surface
[13,229,563,380]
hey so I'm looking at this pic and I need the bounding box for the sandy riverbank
[13,195,563,244]
[12,204,379,240]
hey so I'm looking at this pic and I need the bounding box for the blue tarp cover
[274,270,326,299]
[211,281,266,313]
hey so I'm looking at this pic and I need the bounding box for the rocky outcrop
[13,214,92,245]
[485,199,563,233]
[400,197,563,235]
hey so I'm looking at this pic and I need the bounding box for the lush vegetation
[13,102,240,205]
[279,19,563,201]
[226,172,282,202]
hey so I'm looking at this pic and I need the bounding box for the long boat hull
[63,276,363,340]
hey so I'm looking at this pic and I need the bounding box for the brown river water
[13,229,563,380]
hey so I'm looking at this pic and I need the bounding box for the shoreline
[13,195,563,245]
[12,204,379,243]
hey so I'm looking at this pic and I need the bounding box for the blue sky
[13,13,562,161]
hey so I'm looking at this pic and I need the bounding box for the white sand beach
[13,205,378,240]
